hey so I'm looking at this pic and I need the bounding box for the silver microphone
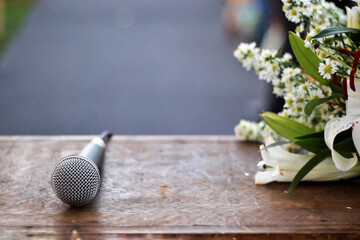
[51,131,112,206]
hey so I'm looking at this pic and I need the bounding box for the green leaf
[349,32,360,45]
[334,137,357,159]
[259,141,292,152]
[261,112,314,141]
[329,81,344,94]
[304,93,343,116]
[288,148,331,195]
[294,138,327,154]
[295,131,324,140]
[289,32,329,85]
[312,26,360,39]
[288,137,354,194]
[294,131,326,153]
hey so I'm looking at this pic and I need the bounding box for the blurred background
[0,0,291,135]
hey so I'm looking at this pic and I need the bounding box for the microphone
[51,131,113,206]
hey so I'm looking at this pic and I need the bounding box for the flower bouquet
[234,0,360,193]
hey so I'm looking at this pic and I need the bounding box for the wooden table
[1,136,360,239]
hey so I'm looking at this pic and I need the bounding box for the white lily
[346,1,360,29]
[324,81,360,171]
[255,136,360,185]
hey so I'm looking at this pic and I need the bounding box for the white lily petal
[331,151,358,171]
[324,115,359,171]
[255,160,360,185]
[346,6,352,28]
[255,157,360,184]
[274,168,360,182]
[271,163,283,177]
[262,147,310,170]
[347,81,360,115]
[264,137,312,162]
[352,117,360,156]
[254,171,274,185]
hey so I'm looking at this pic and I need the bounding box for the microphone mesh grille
[51,156,101,206]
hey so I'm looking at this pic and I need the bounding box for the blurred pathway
[0,0,270,134]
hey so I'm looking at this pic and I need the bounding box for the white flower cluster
[283,0,346,54]
[233,0,347,142]
[234,120,268,142]
[282,0,346,33]
[234,41,342,141]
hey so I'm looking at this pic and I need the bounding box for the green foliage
[294,138,327,154]
[288,137,356,194]
[293,131,326,153]
[289,32,329,85]
[0,0,34,56]
[304,93,343,116]
[261,112,314,142]
[288,148,331,194]
[295,131,324,140]
[312,26,360,38]
[329,82,344,94]
[334,135,357,159]
[259,141,292,152]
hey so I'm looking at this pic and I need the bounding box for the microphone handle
[79,137,106,168]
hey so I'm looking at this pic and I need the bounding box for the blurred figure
[222,0,280,46]
[223,0,286,113]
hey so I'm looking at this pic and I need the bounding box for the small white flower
[258,69,269,81]
[273,87,283,97]
[260,49,277,62]
[316,49,327,60]
[234,42,257,60]
[318,58,338,79]
[298,82,310,94]
[282,67,301,79]
[281,67,301,85]
[284,93,295,108]
[309,88,325,99]
[234,120,265,142]
[282,52,293,62]
[285,6,302,23]
[313,24,325,34]
[304,30,316,48]
[295,23,305,36]
[234,42,260,70]
[264,62,280,83]
[306,4,322,17]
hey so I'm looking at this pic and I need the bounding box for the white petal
[255,135,360,184]
[352,117,360,156]
[255,163,360,184]
[264,137,311,162]
[324,115,359,171]
[346,7,352,28]
[347,81,360,115]
[271,163,283,177]
[254,171,275,185]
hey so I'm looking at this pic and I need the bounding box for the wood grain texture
[0,136,360,239]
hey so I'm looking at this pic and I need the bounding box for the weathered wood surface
[0,136,360,239]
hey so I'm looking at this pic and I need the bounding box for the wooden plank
[0,136,359,239]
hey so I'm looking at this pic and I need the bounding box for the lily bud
[346,5,360,29]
